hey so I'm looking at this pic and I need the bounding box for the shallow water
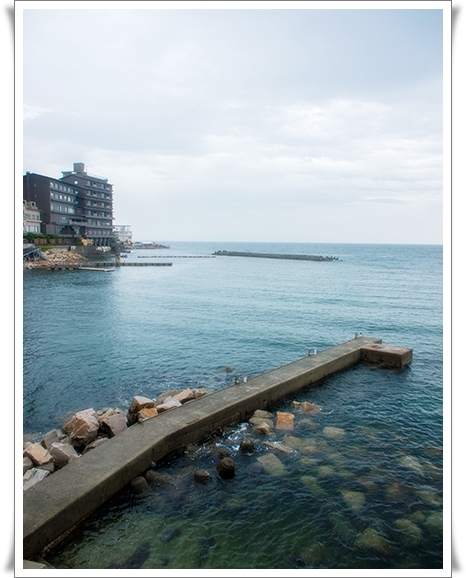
[23,242,443,569]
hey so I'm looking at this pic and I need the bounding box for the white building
[113,224,133,246]
[23,200,42,233]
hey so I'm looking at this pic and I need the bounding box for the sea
[22,242,445,571]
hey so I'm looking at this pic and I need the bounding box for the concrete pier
[24,336,395,559]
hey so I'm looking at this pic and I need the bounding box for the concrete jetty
[23,336,411,559]
[213,250,339,261]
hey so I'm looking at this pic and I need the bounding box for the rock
[323,426,345,439]
[41,429,61,450]
[416,487,443,507]
[301,402,322,414]
[252,422,273,435]
[263,441,293,454]
[82,437,108,454]
[155,397,182,413]
[249,417,274,429]
[239,438,255,453]
[23,443,54,471]
[275,412,295,430]
[216,457,235,479]
[282,435,304,449]
[300,474,324,494]
[398,455,424,476]
[385,482,404,501]
[194,469,211,484]
[127,396,156,425]
[63,409,100,449]
[423,510,442,534]
[156,390,181,403]
[341,490,366,509]
[23,468,50,491]
[209,445,231,459]
[252,409,274,419]
[193,389,209,399]
[173,389,195,403]
[137,407,158,422]
[100,413,127,437]
[257,453,287,477]
[130,476,150,494]
[394,518,423,545]
[354,527,394,556]
[318,465,335,477]
[23,456,33,475]
[291,401,302,410]
[49,442,79,468]
[357,476,378,492]
[144,470,172,486]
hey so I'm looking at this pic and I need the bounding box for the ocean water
[22,242,444,570]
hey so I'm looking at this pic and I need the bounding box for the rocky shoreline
[23,387,325,492]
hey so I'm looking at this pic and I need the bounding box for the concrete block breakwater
[23,336,412,559]
[213,250,339,261]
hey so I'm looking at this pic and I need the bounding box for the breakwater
[213,250,339,261]
[24,336,388,559]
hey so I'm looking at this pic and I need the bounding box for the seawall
[24,336,383,559]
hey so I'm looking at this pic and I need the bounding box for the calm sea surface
[23,242,444,570]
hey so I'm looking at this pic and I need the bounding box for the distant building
[23,200,42,233]
[23,162,114,246]
[113,225,133,246]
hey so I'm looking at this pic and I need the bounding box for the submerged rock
[107,542,151,569]
[398,455,424,476]
[341,490,365,510]
[263,441,293,454]
[300,475,323,495]
[354,527,394,556]
[394,518,423,545]
[257,453,287,477]
[239,438,255,453]
[322,426,345,439]
[159,526,181,543]
[423,510,443,534]
[144,470,172,486]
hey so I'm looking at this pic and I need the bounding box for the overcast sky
[20,1,446,244]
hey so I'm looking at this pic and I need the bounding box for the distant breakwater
[213,250,340,262]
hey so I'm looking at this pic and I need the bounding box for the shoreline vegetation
[213,250,340,262]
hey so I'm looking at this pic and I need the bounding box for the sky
[19,1,448,244]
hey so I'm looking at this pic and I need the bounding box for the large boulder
[275,412,295,430]
[137,407,158,423]
[194,469,211,484]
[23,468,50,491]
[100,413,127,437]
[23,443,55,472]
[49,442,80,468]
[173,388,195,403]
[62,409,100,449]
[41,429,61,450]
[155,397,182,413]
[127,396,156,426]
[23,456,33,475]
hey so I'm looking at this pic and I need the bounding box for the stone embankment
[24,250,87,269]
[23,387,209,492]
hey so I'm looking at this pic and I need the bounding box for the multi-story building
[23,200,42,233]
[113,225,133,247]
[23,162,114,246]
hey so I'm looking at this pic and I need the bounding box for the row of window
[24,213,41,220]
[50,182,77,195]
[51,203,76,214]
[25,225,40,233]
[88,220,112,227]
[51,192,76,203]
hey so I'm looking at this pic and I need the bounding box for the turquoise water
[23,242,443,569]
